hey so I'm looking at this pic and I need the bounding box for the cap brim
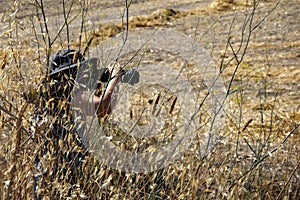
[49,60,87,76]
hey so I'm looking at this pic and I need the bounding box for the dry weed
[0,0,299,199]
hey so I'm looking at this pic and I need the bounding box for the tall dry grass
[0,0,299,199]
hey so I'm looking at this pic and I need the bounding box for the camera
[100,67,140,85]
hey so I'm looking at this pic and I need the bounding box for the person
[34,48,140,199]
[33,49,124,199]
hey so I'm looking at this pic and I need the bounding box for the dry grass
[0,0,299,199]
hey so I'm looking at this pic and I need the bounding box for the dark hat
[49,49,86,76]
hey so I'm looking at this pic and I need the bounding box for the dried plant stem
[38,0,52,66]
[276,160,300,200]
[229,124,299,191]
[5,103,28,199]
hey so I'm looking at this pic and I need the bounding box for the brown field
[0,0,299,199]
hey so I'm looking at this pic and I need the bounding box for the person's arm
[93,63,122,117]
[79,63,122,117]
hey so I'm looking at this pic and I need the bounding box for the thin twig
[276,159,300,200]
[229,124,300,191]
[39,0,51,66]
[114,0,132,62]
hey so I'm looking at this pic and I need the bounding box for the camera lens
[121,68,139,85]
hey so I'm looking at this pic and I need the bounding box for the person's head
[46,49,86,107]
[50,49,85,80]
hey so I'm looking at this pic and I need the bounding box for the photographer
[33,49,139,199]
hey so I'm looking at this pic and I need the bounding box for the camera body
[100,68,140,85]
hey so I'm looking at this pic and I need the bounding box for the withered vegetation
[0,0,299,199]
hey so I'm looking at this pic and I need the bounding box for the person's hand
[107,62,122,78]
